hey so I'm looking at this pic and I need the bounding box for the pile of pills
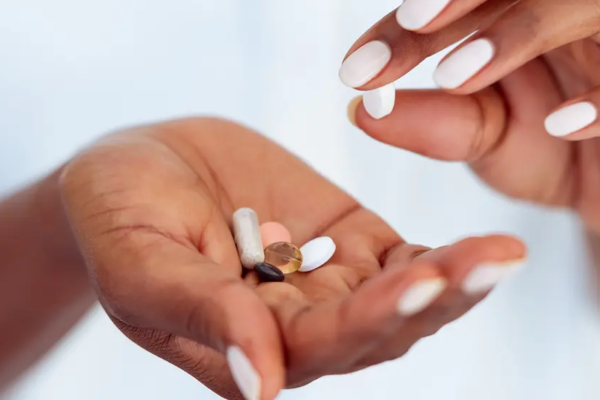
[233,207,336,283]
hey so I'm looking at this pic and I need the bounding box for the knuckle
[379,242,431,269]
[466,88,507,161]
[466,94,488,161]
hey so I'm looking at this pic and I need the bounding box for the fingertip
[260,357,285,400]
[453,234,528,265]
[544,101,598,139]
[347,85,396,127]
[227,346,262,400]
[461,258,524,295]
[432,38,495,91]
[347,96,363,128]
[338,40,392,88]
[190,278,284,400]
[396,277,447,317]
[395,0,451,32]
[366,258,447,311]
[352,89,495,162]
[486,234,528,258]
[234,311,285,400]
[227,339,285,400]
[417,234,527,292]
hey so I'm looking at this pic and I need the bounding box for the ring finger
[352,235,525,369]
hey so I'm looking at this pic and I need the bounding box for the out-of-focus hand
[343,0,600,231]
[60,117,524,400]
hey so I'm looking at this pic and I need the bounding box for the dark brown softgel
[255,262,285,283]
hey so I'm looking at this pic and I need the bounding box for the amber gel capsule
[264,242,303,274]
[232,207,264,269]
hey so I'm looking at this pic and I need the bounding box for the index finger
[338,0,513,89]
[396,0,494,32]
[89,229,284,400]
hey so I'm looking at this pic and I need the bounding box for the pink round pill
[260,222,292,249]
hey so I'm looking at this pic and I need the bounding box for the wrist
[3,168,86,279]
[0,168,93,387]
[38,168,87,277]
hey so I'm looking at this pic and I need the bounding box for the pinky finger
[545,90,600,140]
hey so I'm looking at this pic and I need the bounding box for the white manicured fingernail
[545,102,598,137]
[227,347,261,400]
[363,83,396,120]
[433,39,494,89]
[462,260,524,295]
[339,41,392,88]
[397,278,446,316]
[396,0,453,31]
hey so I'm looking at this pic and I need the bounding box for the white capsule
[233,208,264,269]
[299,236,336,272]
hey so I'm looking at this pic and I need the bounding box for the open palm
[60,117,524,400]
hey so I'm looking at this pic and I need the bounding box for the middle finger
[339,0,514,89]
[433,0,600,92]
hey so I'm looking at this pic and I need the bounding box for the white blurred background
[1,1,600,399]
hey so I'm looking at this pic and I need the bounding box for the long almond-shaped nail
[462,260,524,295]
[363,83,396,120]
[396,0,453,31]
[545,102,598,137]
[433,38,494,89]
[397,278,446,316]
[227,347,261,400]
[339,41,392,88]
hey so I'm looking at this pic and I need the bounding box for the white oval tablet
[299,236,336,272]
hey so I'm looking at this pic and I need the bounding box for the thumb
[64,204,284,400]
[104,237,282,400]
[349,59,573,206]
[348,86,507,162]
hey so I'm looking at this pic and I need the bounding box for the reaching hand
[60,117,524,400]
[344,0,600,231]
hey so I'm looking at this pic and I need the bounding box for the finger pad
[356,91,483,161]
[420,235,527,269]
